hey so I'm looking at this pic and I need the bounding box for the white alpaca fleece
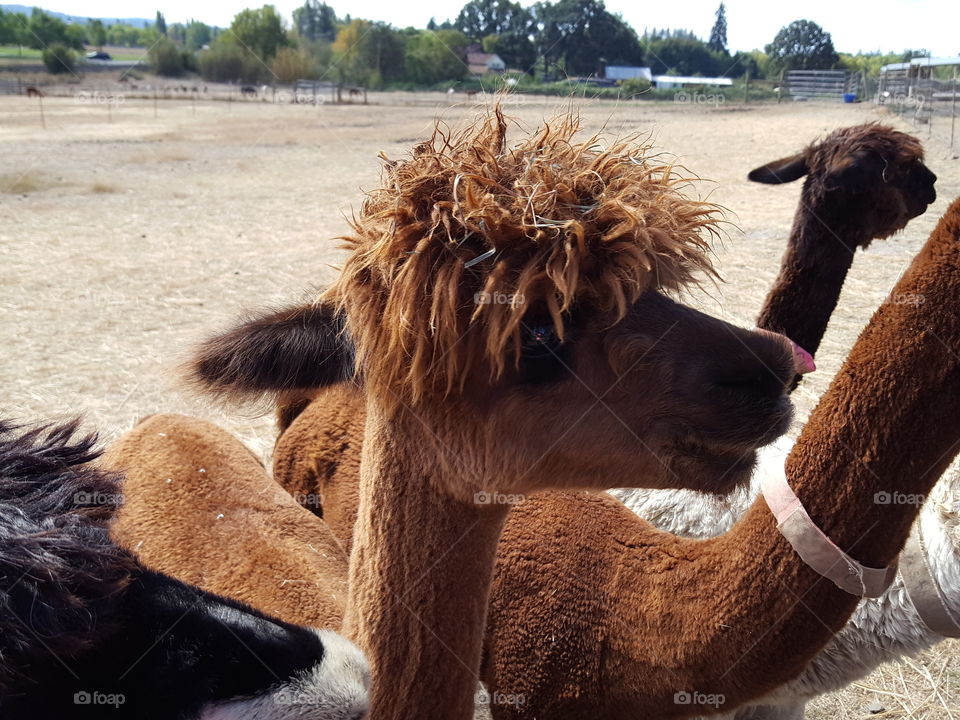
[611,443,960,720]
[199,630,370,720]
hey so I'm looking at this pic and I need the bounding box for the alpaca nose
[714,329,809,400]
[912,165,937,205]
[756,329,816,375]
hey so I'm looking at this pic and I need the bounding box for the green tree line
[0,3,934,88]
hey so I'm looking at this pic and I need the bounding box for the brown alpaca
[104,414,349,629]
[25,86,43,98]
[478,197,960,718]
[751,123,936,358]
[268,123,938,556]
[188,110,801,720]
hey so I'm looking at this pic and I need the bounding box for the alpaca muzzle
[755,329,816,376]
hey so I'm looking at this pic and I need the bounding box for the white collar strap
[899,524,960,638]
[761,468,898,598]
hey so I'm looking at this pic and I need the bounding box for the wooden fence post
[951,67,957,154]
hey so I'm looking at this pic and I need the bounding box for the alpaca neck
[778,212,960,564]
[756,198,870,356]
[343,401,509,720]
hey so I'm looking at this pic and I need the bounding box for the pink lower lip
[791,343,816,374]
[754,328,816,375]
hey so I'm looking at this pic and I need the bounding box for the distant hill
[0,4,152,27]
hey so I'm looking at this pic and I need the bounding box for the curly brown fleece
[327,108,721,405]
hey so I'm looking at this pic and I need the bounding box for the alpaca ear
[188,302,354,403]
[747,154,809,184]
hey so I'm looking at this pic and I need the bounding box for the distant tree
[331,19,406,86]
[293,0,338,43]
[150,37,184,75]
[404,28,468,84]
[456,0,526,38]
[185,20,212,51]
[107,22,143,47]
[42,42,75,73]
[644,34,726,76]
[156,11,167,35]
[270,45,318,82]
[27,9,70,49]
[708,2,727,54]
[766,19,838,71]
[535,0,642,76]
[88,18,107,48]
[198,37,265,82]
[455,0,537,70]
[427,17,437,31]
[166,22,186,45]
[64,23,86,50]
[0,11,15,45]
[228,5,289,61]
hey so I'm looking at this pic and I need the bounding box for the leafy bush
[198,40,265,84]
[269,47,318,83]
[149,38,184,77]
[619,77,651,96]
[42,43,75,74]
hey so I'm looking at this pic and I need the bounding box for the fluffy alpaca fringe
[327,107,722,405]
[0,420,135,694]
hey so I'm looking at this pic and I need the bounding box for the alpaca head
[318,109,798,496]
[748,124,936,245]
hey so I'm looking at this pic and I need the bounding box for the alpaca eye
[521,324,560,358]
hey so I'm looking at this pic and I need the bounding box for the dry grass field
[2,91,959,718]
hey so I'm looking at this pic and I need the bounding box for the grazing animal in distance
[24,86,43,98]
[0,419,369,720]
[185,108,801,720]
[240,85,257,98]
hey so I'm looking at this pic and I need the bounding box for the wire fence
[876,62,959,156]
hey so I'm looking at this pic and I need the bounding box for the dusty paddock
[2,91,959,718]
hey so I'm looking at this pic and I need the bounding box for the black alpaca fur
[0,419,366,720]
[0,420,134,695]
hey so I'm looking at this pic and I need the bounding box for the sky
[28,0,960,57]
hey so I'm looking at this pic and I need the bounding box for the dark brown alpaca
[24,86,43,98]
[186,110,802,720]
[751,124,936,358]
[476,196,960,718]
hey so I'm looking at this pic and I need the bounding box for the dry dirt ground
[2,91,959,718]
